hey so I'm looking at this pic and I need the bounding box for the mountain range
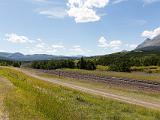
[0,52,76,61]
[136,34,160,51]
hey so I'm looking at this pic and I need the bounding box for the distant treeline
[31,58,96,70]
[31,51,160,72]
[95,51,160,72]
[0,60,21,67]
[97,52,160,67]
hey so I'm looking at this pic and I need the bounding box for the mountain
[136,34,160,51]
[8,52,25,59]
[0,52,75,61]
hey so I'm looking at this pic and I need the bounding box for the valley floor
[0,67,160,120]
[19,68,160,110]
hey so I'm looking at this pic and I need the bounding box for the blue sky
[0,0,160,56]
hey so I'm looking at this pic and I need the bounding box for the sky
[0,0,160,56]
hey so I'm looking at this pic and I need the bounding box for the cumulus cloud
[142,27,160,39]
[38,8,67,19]
[67,0,109,23]
[98,36,122,49]
[5,33,33,44]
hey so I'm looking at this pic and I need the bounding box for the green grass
[0,67,160,120]
[131,66,160,73]
[0,76,13,119]
[31,68,160,104]
[96,65,109,71]
[62,68,160,82]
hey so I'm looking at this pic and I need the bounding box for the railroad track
[41,70,160,91]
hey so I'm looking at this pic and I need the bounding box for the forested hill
[95,50,160,66]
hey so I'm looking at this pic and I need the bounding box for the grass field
[0,67,160,120]
[29,68,160,104]
[0,76,12,119]
[131,66,160,73]
[62,68,160,82]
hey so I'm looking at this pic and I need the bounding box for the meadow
[0,67,160,120]
[62,68,160,82]
[30,68,160,106]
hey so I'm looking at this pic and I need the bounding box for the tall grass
[63,68,160,82]
[0,67,160,120]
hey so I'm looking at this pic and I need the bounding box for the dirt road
[15,68,160,110]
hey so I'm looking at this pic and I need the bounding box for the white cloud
[69,45,91,55]
[35,42,46,49]
[71,45,83,52]
[98,36,122,49]
[129,44,137,49]
[38,8,67,19]
[112,0,127,4]
[67,0,109,23]
[0,49,6,52]
[25,39,65,54]
[125,44,137,49]
[98,36,108,47]
[52,45,64,49]
[5,33,33,44]
[142,27,160,39]
[33,0,47,2]
[143,0,160,4]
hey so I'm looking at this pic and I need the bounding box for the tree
[77,57,96,70]
[13,62,21,68]
[77,57,86,69]
[109,58,131,72]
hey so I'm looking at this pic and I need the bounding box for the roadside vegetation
[0,67,160,120]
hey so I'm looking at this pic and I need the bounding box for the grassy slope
[0,67,160,120]
[0,76,13,119]
[30,68,160,104]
